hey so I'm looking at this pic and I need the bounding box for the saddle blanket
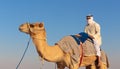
[56,35,107,64]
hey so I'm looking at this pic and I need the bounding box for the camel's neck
[30,34,64,62]
[31,35,48,58]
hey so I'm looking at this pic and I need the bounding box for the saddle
[71,33,96,56]
[57,34,107,65]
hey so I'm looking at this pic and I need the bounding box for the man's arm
[75,34,81,37]
[94,23,101,39]
[84,23,100,39]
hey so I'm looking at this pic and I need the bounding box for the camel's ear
[39,22,44,28]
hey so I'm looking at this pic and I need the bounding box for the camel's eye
[39,23,43,27]
[30,24,34,28]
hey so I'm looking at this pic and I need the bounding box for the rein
[16,37,31,69]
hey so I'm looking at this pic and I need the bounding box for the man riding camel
[76,14,102,66]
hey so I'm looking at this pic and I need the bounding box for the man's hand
[88,34,95,39]
[75,34,81,37]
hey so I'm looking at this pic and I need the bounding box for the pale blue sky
[0,0,120,69]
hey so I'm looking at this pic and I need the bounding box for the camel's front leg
[69,63,79,69]
[57,62,65,69]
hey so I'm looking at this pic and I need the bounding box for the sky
[0,0,120,69]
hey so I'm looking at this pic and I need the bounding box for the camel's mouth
[19,24,24,31]
[19,23,29,34]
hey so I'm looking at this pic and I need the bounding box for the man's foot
[97,60,102,67]
[97,56,101,67]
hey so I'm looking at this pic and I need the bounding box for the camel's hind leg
[86,63,97,69]
[98,62,107,69]
[86,62,107,69]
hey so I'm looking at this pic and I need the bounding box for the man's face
[86,16,94,24]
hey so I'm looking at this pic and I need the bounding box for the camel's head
[19,22,46,38]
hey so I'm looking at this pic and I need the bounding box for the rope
[55,63,57,69]
[16,37,31,69]
[79,43,83,67]
[39,57,44,69]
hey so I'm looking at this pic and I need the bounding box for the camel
[19,22,109,69]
